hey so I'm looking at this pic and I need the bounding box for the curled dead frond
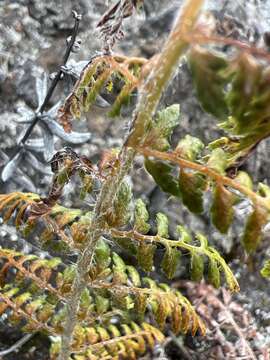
[29,147,96,218]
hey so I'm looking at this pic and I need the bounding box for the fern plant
[1,0,270,359]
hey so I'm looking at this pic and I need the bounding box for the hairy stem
[126,0,205,147]
[58,1,205,359]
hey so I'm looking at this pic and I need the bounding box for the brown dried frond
[97,0,144,52]
[58,54,148,132]
[29,147,95,218]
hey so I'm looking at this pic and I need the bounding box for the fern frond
[0,283,57,333]
[128,52,270,254]
[0,192,39,226]
[0,249,63,298]
[0,248,71,335]
[58,54,148,131]
[1,274,164,360]
[111,203,239,292]
[189,47,270,168]
[139,146,270,252]
[113,228,239,292]
[52,238,206,337]
[87,246,206,336]
[50,322,163,360]
[0,146,98,247]
[0,192,72,245]
[0,243,204,357]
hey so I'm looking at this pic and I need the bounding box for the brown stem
[183,32,270,62]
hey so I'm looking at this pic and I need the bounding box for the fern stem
[126,0,205,147]
[136,147,270,212]
[58,1,205,359]
[184,32,270,62]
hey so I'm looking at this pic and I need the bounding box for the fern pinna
[1,0,270,359]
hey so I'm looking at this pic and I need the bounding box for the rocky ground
[0,0,270,359]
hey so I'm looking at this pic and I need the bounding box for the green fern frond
[0,189,240,290]
[189,46,270,167]
[142,143,270,252]
[88,249,206,336]
[112,205,239,292]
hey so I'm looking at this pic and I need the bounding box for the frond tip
[112,206,240,293]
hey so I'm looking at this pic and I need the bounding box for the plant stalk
[58,0,205,358]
